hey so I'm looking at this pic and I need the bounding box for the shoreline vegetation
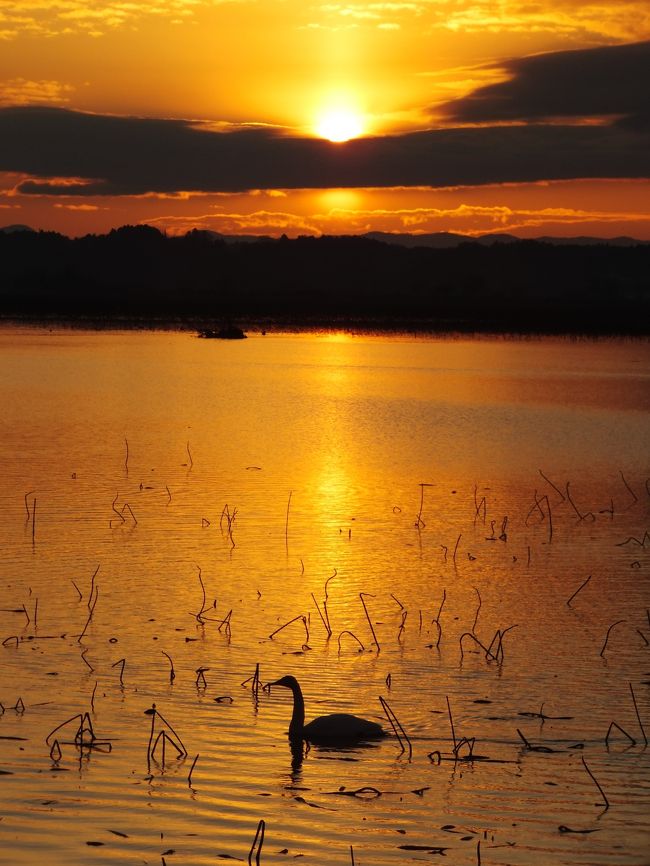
[1,224,649,336]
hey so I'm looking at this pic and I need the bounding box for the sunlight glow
[315,109,364,142]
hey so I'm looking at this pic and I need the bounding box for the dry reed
[600,619,625,657]
[77,586,99,643]
[379,696,412,759]
[161,651,175,683]
[269,615,309,645]
[619,470,638,505]
[188,753,199,787]
[359,592,380,651]
[336,630,365,653]
[285,491,292,553]
[472,588,481,633]
[605,721,636,746]
[111,658,126,687]
[145,704,188,773]
[566,481,595,522]
[241,663,261,701]
[629,682,647,746]
[567,575,591,607]
[539,469,565,501]
[581,755,609,810]
[248,819,265,866]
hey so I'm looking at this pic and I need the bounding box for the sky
[1,1,649,238]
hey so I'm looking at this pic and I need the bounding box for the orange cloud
[0,0,211,39]
[142,200,650,239]
[0,78,74,106]
[53,203,100,210]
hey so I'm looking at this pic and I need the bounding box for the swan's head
[269,675,298,690]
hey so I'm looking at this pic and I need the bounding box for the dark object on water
[198,325,247,340]
[270,674,385,746]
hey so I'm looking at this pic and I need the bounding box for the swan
[270,674,385,746]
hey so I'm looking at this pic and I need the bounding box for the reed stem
[581,755,609,810]
[629,682,647,746]
[360,592,380,651]
[600,619,625,657]
[567,575,591,607]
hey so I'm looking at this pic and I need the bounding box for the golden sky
[1,1,649,238]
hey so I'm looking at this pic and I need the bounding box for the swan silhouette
[270,674,385,746]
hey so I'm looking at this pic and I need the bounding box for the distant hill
[0,224,35,234]
[535,235,647,247]
[362,231,649,249]
[1,224,647,247]
[189,229,650,248]
[363,231,518,248]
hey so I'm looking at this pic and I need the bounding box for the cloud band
[1,106,649,196]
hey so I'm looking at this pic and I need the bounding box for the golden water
[0,327,649,865]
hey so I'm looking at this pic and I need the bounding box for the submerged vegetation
[1,224,649,334]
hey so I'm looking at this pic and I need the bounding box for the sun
[315,109,364,143]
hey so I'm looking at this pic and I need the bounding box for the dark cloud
[439,40,650,129]
[0,104,648,196]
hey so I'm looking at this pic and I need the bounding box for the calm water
[0,326,649,866]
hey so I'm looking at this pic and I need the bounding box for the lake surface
[0,326,649,866]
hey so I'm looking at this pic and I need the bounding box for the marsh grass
[161,651,176,683]
[45,712,112,757]
[605,721,636,746]
[359,592,380,651]
[112,658,126,687]
[581,755,610,810]
[188,752,199,788]
[629,682,648,746]
[600,619,626,657]
[269,614,309,645]
[220,504,237,548]
[567,575,591,607]
[337,630,365,653]
[248,819,265,866]
[379,696,412,759]
[78,585,99,642]
[526,492,553,542]
[145,704,188,773]
[241,663,262,701]
[566,481,595,522]
[311,570,337,638]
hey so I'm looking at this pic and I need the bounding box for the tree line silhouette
[1,225,648,334]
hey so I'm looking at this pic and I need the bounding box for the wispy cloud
[0,0,214,38]
[426,0,650,41]
[2,0,649,42]
[144,201,650,238]
[306,2,422,30]
[0,78,74,106]
[309,1,650,40]
[53,202,101,210]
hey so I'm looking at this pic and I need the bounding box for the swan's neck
[287,679,305,740]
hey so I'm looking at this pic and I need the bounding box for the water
[0,326,649,865]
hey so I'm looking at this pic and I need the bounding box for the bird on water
[270,674,385,746]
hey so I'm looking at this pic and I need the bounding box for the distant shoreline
[1,313,648,340]
[2,227,649,337]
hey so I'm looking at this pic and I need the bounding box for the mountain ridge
[2,224,648,247]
